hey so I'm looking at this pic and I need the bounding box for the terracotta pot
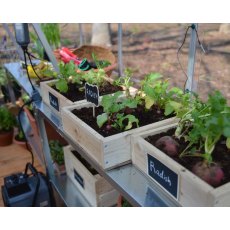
[117,195,123,207]
[0,129,14,147]
[13,136,28,150]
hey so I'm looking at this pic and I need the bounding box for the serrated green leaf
[145,96,154,109]
[96,113,108,128]
[226,137,230,149]
[55,78,68,93]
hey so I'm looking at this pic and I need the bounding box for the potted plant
[49,140,65,175]
[13,125,28,150]
[61,73,180,169]
[132,91,230,206]
[0,105,17,146]
[117,195,132,207]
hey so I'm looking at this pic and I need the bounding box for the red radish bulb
[155,136,179,157]
[192,161,224,187]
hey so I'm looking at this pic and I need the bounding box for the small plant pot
[117,195,132,207]
[53,162,66,176]
[0,129,14,147]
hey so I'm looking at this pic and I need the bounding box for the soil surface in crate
[72,104,173,137]
[52,81,123,102]
[71,150,98,175]
[145,128,230,188]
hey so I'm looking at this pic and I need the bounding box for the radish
[155,136,179,157]
[192,161,224,187]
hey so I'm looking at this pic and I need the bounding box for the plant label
[85,83,99,106]
[147,154,178,199]
[74,169,84,188]
[49,92,59,111]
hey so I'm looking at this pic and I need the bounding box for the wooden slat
[62,102,178,169]
[63,145,119,206]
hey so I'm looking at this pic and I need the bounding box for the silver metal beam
[32,23,60,73]
[118,23,123,76]
[185,23,198,92]
[79,24,84,46]
[2,23,24,60]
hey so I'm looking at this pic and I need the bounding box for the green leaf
[226,137,230,149]
[55,78,68,93]
[96,113,108,128]
[124,114,139,130]
[164,101,181,116]
[145,96,154,109]
[223,127,230,137]
[164,103,174,116]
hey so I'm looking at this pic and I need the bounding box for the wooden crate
[40,79,75,116]
[131,124,230,207]
[40,79,137,116]
[61,102,178,169]
[63,145,119,206]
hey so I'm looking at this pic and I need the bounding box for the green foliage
[29,32,44,59]
[0,68,7,87]
[81,68,106,87]
[91,53,111,69]
[49,140,64,165]
[112,113,139,131]
[0,106,17,132]
[30,23,60,59]
[113,68,134,98]
[55,78,68,93]
[41,24,60,49]
[56,61,83,93]
[96,91,139,131]
[21,93,33,111]
[176,91,230,164]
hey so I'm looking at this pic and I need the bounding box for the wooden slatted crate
[61,102,178,169]
[40,79,137,116]
[63,145,119,206]
[131,124,230,206]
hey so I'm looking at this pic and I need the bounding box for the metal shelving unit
[4,62,180,207]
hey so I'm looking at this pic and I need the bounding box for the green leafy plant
[97,91,139,132]
[178,91,230,164]
[113,68,134,98]
[15,125,26,142]
[55,61,83,93]
[49,140,64,166]
[30,23,60,59]
[41,23,60,49]
[21,93,33,112]
[81,68,106,88]
[92,53,111,69]
[0,106,17,132]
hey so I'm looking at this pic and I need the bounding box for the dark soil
[72,104,173,137]
[145,128,230,188]
[71,150,98,175]
[52,81,123,102]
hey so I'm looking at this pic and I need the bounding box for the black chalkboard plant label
[85,83,99,107]
[147,153,179,199]
[49,92,59,111]
[74,169,84,188]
